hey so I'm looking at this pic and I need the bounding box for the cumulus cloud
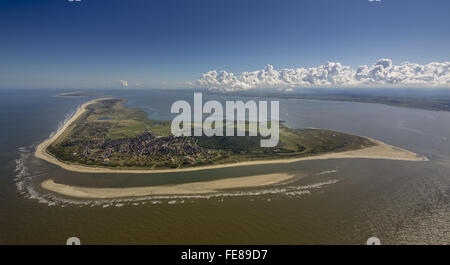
[195,59,450,92]
[119,80,128,88]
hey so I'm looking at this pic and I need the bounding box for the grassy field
[47,98,374,169]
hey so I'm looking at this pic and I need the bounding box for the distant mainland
[34,98,427,198]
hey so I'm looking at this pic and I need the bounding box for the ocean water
[0,89,449,244]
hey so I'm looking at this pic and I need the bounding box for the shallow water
[0,89,449,244]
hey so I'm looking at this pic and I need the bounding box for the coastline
[35,98,428,175]
[41,173,295,199]
[34,98,112,170]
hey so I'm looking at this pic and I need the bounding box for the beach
[41,173,295,198]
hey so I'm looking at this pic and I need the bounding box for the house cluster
[76,129,213,164]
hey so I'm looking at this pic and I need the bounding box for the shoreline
[41,173,295,199]
[35,98,428,175]
[34,98,113,171]
[36,98,428,199]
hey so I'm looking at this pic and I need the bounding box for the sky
[1,0,449,90]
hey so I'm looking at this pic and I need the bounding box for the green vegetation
[47,98,374,169]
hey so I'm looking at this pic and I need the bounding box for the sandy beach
[35,98,427,175]
[41,173,294,198]
[34,98,112,168]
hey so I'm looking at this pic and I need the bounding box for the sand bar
[41,173,294,199]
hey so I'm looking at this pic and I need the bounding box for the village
[64,129,215,167]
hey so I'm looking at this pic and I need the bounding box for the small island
[56,91,96,97]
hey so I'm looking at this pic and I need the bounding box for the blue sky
[1,0,449,89]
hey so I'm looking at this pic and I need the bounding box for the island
[35,98,427,198]
[230,90,450,112]
[36,97,426,173]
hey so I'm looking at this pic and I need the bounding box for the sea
[0,88,449,244]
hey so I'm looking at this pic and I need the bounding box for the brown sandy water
[0,89,449,244]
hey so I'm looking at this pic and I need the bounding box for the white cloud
[195,59,450,92]
[119,80,128,88]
